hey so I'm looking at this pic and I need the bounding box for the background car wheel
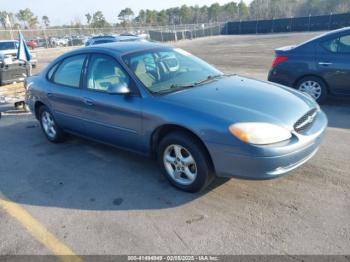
[158,132,214,193]
[39,106,65,143]
[296,76,327,103]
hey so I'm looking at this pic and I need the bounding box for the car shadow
[0,118,229,211]
[320,97,350,129]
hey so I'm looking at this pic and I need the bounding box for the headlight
[229,122,292,145]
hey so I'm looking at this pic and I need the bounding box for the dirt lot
[0,32,350,256]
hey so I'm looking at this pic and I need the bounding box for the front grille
[294,108,318,132]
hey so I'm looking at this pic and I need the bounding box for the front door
[80,54,142,151]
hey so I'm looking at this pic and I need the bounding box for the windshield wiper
[194,74,224,86]
[156,74,224,94]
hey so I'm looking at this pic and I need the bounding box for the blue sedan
[25,42,327,192]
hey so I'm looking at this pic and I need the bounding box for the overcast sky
[2,0,252,25]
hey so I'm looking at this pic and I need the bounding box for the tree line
[1,0,350,29]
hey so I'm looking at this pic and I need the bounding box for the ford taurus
[25,42,327,192]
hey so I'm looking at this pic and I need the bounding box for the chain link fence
[1,12,349,46]
[0,22,224,46]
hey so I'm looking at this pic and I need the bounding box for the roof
[0,40,18,43]
[82,41,167,55]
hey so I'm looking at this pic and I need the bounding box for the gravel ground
[0,32,349,256]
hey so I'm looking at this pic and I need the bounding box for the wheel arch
[34,101,45,120]
[150,124,215,172]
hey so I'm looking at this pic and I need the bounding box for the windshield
[0,41,17,51]
[123,48,223,94]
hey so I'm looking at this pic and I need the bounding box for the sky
[2,0,252,26]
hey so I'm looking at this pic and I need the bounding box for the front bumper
[207,110,327,180]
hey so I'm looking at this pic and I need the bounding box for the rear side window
[321,34,350,54]
[47,63,59,80]
[321,38,338,53]
[52,55,86,88]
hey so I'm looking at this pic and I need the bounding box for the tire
[158,132,214,193]
[296,76,328,103]
[38,105,65,143]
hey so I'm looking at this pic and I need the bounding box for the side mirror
[108,83,131,95]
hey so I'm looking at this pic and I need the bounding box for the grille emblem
[294,109,317,132]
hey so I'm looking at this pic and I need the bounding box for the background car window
[338,35,350,54]
[87,54,129,92]
[52,55,86,88]
[0,41,17,50]
[93,39,115,45]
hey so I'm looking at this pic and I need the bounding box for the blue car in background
[269,27,350,103]
[25,42,327,192]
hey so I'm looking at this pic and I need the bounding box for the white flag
[17,31,31,62]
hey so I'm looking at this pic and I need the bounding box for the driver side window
[87,54,129,92]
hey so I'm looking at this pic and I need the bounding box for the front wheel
[39,106,65,143]
[158,132,214,193]
[296,76,328,103]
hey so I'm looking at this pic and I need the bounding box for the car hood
[0,49,17,58]
[162,75,317,129]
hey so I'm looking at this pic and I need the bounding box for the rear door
[317,33,350,95]
[80,53,143,151]
[47,54,87,134]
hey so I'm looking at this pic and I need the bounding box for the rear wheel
[39,106,65,143]
[296,76,327,103]
[158,132,214,193]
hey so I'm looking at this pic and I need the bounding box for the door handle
[83,98,94,106]
[318,62,333,66]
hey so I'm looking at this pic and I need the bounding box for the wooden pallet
[0,83,25,104]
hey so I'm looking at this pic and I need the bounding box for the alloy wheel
[298,80,322,100]
[41,111,57,139]
[163,144,197,185]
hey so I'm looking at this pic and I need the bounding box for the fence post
[239,19,242,34]
[308,14,311,31]
[290,16,293,32]
[329,12,333,30]
[256,19,258,34]
[272,17,274,33]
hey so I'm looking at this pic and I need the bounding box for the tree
[157,10,168,26]
[135,10,147,25]
[179,5,191,24]
[238,0,249,19]
[0,11,9,28]
[85,13,92,26]
[17,8,38,28]
[223,2,238,20]
[145,9,157,25]
[90,11,109,28]
[118,8,134,27]
[42,15,50,27]
[208,3,221,22]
